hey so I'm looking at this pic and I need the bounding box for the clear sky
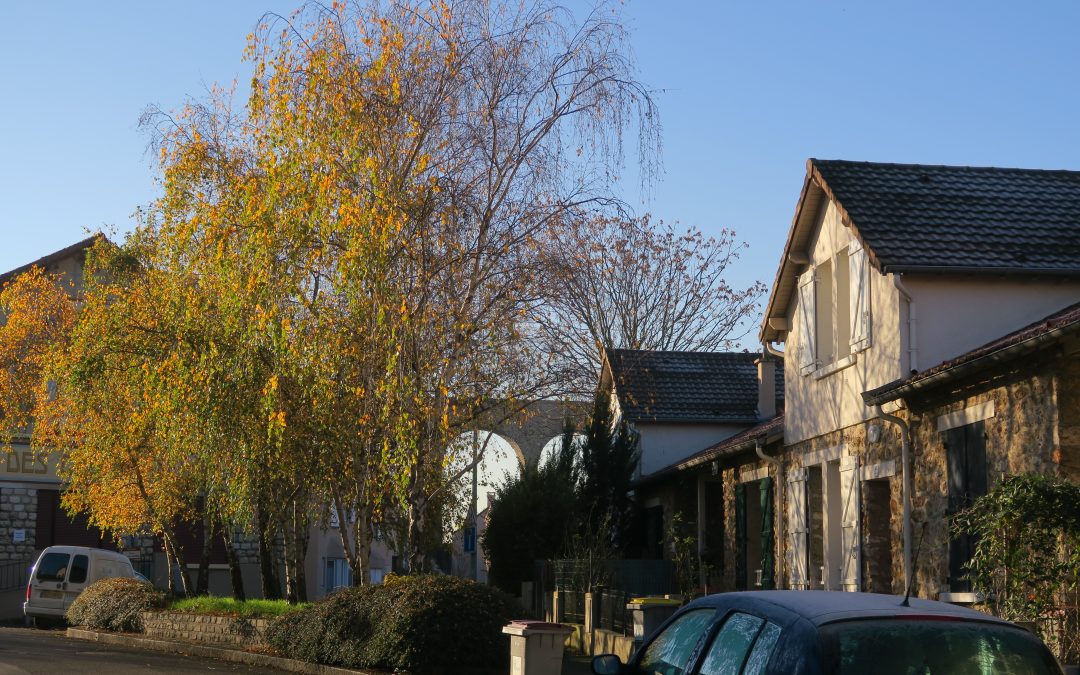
[3,0,1079,314]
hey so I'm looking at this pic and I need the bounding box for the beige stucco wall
[904,276,1080,371]
[783,200,904,445]
[636,423,747,476]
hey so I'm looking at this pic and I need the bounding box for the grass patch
[167,596,306,619]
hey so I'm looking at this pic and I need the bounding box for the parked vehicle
[592,591,1063,675]
[24,546,137,625]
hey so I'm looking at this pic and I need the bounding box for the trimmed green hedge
[66,577,167,632]
[265,575,520,673]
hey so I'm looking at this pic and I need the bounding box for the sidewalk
[563,653,594,675]
[67,627,373,674]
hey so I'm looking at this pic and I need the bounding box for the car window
[698,613,764,675]
[742,622,781,675]
[36,552,70,582]
[821,619,1061,675]
[68,555,89,583]
[637,608,715,675]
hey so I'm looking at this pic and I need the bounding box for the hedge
[265,574,520,673]
[66,577,167,632]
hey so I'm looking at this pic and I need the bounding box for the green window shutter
[735,483,747,591]
[759,477,775,590]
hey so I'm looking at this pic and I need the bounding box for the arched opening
[538,432,587,469]
[444,430,522,517]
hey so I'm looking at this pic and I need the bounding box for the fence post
[521,581,534,614]
[552,590,562,624]
[584,591,595,655]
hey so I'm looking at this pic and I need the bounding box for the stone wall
[141,611,269,649]
[780,356,1070,599]
[907,366,1061,598]
[0,486,38,563]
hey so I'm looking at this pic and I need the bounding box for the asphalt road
[0,627,271,674]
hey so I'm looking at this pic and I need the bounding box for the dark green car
[593,591,1063,675]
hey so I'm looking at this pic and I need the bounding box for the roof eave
[881,264,1080,277]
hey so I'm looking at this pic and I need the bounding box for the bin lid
[628,597,682,607]
[502,620,574,636]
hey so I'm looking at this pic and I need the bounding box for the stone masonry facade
[779,354,1074,600]
[0,487,38,563]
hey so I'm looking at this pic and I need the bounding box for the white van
[24,545,138,624]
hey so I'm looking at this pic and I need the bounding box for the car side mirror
[592,654,622,675]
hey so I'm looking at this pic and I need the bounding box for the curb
[66,627,377,675]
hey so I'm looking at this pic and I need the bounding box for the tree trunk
[162,533,176,596]
[406,499,426,573]
[222,527,246,601]
[196,512,212,595]
[292,499,310,603]
[161,528,192,597]
[257,506,282,600]
[283,513,297,604]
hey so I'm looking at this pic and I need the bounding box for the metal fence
[560,589,586,624]
[596,587,633,635]
[0,559,30,592]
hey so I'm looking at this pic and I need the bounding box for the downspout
[755,438,783,589]
[764,341,785,359]
[875,405,913,597]
[892,274,918,373]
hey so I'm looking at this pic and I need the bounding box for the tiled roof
[863,300,1080,406]
[814,160,1080,274]
[604,349,783,424]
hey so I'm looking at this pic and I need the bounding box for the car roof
[687,591,1013,628]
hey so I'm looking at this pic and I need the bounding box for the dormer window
[798,240,871,376]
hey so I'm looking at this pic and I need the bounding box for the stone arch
[482,399,591,469]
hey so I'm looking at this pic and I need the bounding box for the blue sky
[2,1,1079,315]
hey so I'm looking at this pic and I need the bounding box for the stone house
[759,159,1080,598]
[599,348,784,564]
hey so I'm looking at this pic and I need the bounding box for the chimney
[756,355,777,420]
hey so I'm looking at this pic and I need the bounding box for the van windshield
[36,552,71,582]
[821,619,1059,675]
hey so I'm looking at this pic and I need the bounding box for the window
[945,421,988,592]
[821,619,1060,675]
[698,613,764,675]
[36,552,70,582]
[324,557,353,593]
[636,608,715,675]
[68,555,89,583]
[798,240,870,376]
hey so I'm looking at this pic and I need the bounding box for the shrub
[266,575,520,673]
[66,577,166,632]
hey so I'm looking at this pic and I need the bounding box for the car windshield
[821,619,1060,675]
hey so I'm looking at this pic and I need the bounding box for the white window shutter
[848,240,871,353]
[787,468,809,589]
[839,456,861,592]
[797,271,817,375]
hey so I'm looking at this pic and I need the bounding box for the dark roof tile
[813,160,1080,273]
[605,349,783,423]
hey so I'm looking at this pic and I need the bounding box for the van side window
[36,552,70,582]
[69,555,89,583]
